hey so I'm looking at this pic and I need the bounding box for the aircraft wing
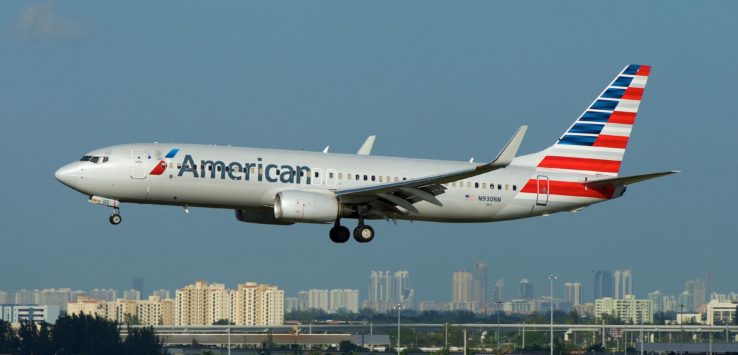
[335,126,527,215]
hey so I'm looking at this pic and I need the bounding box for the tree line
[0,313,163,355]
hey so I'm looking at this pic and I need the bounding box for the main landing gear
[329,219,375,243]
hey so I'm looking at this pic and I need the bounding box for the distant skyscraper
[14,290,33,305]
[678,291,692,312]
[394,271,414,309]
[614,270,633,299]
[472,263,488,311]
[519,278,533,299]
[0,291,8,304]
[89,289,117,302]
[564,282,582,306]
[329,289,359,313]
[307,289,329,311]
[494,279,505,302]
[684,279,706,311]
[451,271,473,311]
[648,290,663,313]
[133,277,144,298]
[284,297,299,313]
[297,291,309,310]
[123,289,141,301]
[366,270,413,312]
[594,271,614,300]
[151,289,171,300]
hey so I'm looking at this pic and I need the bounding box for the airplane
[55,64,677,243]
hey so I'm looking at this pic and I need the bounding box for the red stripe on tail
[593,135,629,149]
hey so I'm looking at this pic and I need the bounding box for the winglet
[357,135,376,155]
[488,125,527,167]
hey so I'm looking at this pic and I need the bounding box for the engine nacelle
[274,190,339,223]
[235,207,294,225]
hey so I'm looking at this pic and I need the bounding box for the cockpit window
[80,156,92,161]
[90,156,100,163]
[103,156,109,163]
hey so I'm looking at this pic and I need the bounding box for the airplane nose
[55,163,83,187]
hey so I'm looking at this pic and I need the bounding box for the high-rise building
[136,296,174,325]
[151,289,171,300]
[394,271,414,309]
[297,291,309,310]
[706,299,737,325]
[519,279,534,300]
[595,295,653,324]
[123,289,141,301]
[648,290,663,313]
[613,270,633,299]
[367,271,393,312]
[472,263,488,311]
[663,295,679,312]
[330,289,359,313]
[307,289,329,311]
[0,292,8,305]
[232,283,284,326]
[678,291,692,312]
[365,270,414,312]
[494,279,505,302]
[684,279,706,311]
[34,288,80,311]
[133,277,144,299]
[284,297,299,313]
[174,280,230,326]
[451,271,473,311]
[594,270,614,300]
[89,289,117,302]
[564,282,582,306]
[14,290,33,305]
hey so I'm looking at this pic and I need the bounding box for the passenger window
[467,182,471,188]
[379,176,384,182]
[177,163,182,169]
[258,167,263,175]
[498,184,502,190]
[513,185,517,191]
[225,167,230,172]
[315,171,320,178]
[386,176,391,182]
[482,183,487,189]
[329,172,334,179]
[356,174,360,181]
[452,182,456,187]
[475,182,479,189]
[363,175,368,181]
[394,177,399,182]
[338,173,343,179]
[403,177,407,181]
[275,169,280,175]
[505,184,509,190]
[217,166,222,172]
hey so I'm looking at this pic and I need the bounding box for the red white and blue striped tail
[537,64,650,176]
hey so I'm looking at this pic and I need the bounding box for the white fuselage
[55,143,609,224]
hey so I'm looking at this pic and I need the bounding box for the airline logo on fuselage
[176,154,313,184]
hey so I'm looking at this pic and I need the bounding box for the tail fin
[537,64,651,176]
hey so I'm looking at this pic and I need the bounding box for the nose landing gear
[109,208,122,225]
[89,196,122,226]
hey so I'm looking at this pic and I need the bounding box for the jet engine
[274,190,339,223]
[235,207,294,225]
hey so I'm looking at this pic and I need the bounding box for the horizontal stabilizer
[586,170,679,187]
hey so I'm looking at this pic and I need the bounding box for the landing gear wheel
[353,225,375,243]
[329,226,350,243]
[109,214,122,225]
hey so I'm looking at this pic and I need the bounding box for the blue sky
[0,1,736,302]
